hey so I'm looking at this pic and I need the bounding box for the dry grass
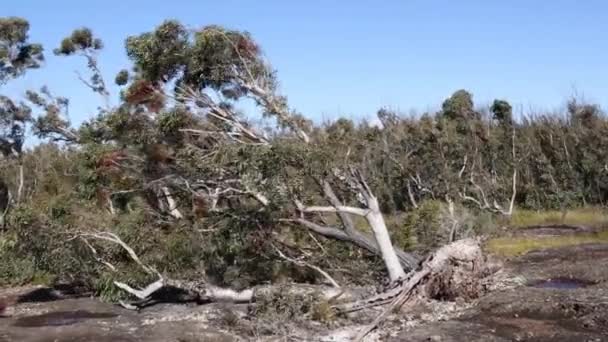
[485,230,608,257]
[510,207,608,228]
[488,207,608,257]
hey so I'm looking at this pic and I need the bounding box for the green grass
[510,207,608,228]
[485,230,608,257]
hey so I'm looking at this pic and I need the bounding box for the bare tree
[459,129,517,217]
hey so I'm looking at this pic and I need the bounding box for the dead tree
[50,28,508,342]
[459,130,518,217]
[295,169,407,282]
[459,168,517,217]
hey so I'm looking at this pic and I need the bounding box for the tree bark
[365,196,406,281]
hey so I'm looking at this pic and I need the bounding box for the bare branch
[78,231,161,278]
[458,154,468,179]
[161,186,183,219]
[406,181,418,209]
[272,244,340,288]
[506,169,517,216]
[285,218,417,270]
[79,237,117,272]
[175,85,270,145]
[320,180,419,270]
[459,169,517,217]
[459,129,517,217]
[113,279,164,300]
[295,200,369,217]
[410,173,435,198]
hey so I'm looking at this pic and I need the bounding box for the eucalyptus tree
[0,17,44,219]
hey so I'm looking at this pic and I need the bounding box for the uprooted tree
[60,20,421,292]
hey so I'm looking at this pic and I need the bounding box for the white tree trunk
[162,186,183,219]
[298,176,412,280]
[365,196,406,282]
[16,164,23,204]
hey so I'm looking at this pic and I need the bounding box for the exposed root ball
[421,238,493,301]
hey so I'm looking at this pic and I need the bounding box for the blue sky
[3,0,607,126]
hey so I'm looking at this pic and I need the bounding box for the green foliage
[396,200,443,252]
[0,17,44,84]
[54,27,103,55]
[491,99,513,123]
[157,107,194,143]
[200,211,277,288]
[0,95,31,156]
[384,213,412,251]
[125,20,190,82]
[94,272,126,302]
[216,305,241,327]
[442,89,476,120]
[186,26,265,90]
[249,286,321,322]
[114,69,129,86]
[310,299,336,323]
[0,204,92,286]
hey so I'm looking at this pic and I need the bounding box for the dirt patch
[13,310,117,327]
[519,243,608,263]
[528,277,595,289]
[0,296,242,342]
[513,224,599,237]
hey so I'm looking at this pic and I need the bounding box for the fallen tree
[79,229,495,337]
[51,23,495,327]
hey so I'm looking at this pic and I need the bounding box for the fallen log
[115,279,366,310]
[76,230,371,310]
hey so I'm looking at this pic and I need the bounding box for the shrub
[391,200,443,252]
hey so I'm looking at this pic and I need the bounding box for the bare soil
[510,224,600,237]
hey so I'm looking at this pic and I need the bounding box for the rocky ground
[1,227,607,341]
[394,243,608,341]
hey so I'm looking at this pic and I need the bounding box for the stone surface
[390,242,608,342]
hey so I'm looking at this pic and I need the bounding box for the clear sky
[3,0,607,126]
